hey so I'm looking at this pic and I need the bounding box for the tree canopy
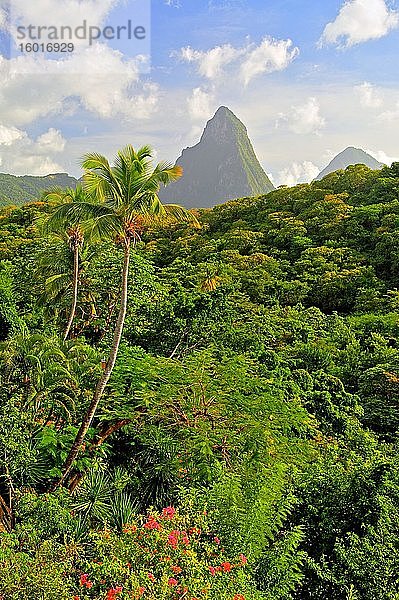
[1,161,399,599]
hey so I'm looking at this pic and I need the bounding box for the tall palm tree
[42,186,87,341]
[57,145,197,486]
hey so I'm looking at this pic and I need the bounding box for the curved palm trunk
[56,240,131,487]
[64,245,79,341]
[0,493,13,533]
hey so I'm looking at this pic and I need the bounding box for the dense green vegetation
[1,155,399,599]
[0,172,78,206]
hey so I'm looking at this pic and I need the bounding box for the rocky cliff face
[316,147,384,180]
[160,106,274,208]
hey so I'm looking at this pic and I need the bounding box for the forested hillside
[0,172,78,206]
[1,154,399,599]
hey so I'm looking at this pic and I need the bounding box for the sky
[0,0,399,185]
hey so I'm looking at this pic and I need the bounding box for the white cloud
[0,125,67,175]
[379,100,399,122]
[240,38,299,86]
[355,82,383,108]
[275,161,320,187]
[277,97,326,135]
[365,149,398,165]
[177,37,298,85]
[0,45,159,127]
[208,0,246,9]
[9,0,117,24]
[9,155,65,176]
[0,124,25,146]
[187,87,215,120]
[0,6,6,29]
[178,44,243,79]
[0,0,158,176]
[36,128,66,153]
[8,0,119,50]
[319,0,399,48]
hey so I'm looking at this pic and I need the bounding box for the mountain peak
[160,107,274,209]
[199,106,246,145]
[316,147,384,180]
[212,105,240,122]
[215,105,232,116]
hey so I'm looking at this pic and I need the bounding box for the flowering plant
[72,506,260,600]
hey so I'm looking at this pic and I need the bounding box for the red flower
[144,515,162,531]
[148,573,156,582]
[168,530,180,548]
[138,587,146,597]
[79,574,93,589]
[162,506,176,519]
[233,595,245,600]
[172,565,182,574]
[214,536,221,545]
[221,562,232,572]
[73,597,80,600]
[106,587,123,600]
[209,566,216,576]
[240,554,248,565]
[168,578,178,587]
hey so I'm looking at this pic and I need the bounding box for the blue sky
[0,0,399,184]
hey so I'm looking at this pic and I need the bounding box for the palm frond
[155,163,183,185]
[81,152,112,173]
[163,204,200,226]
[84,212,124,242]
[82,152,125,204]
[136,145,153,161]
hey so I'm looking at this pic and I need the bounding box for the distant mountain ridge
[0,141,389,209]
[316,147,384,181]
[160,106,274,209]
[0,172,78,206]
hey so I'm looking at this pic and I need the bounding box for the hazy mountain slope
[316,147,383,180]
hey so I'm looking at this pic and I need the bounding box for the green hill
[0,172,78,206]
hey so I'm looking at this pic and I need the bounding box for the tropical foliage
[1,158,399,598]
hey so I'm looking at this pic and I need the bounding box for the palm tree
[57,144,197,486]
[42,186,87,341]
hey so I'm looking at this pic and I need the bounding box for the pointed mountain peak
[212,105,238,120]
[199,106,246,144]
[215,105,231,115]
[160,107,274,209]
[316,147,384,180]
